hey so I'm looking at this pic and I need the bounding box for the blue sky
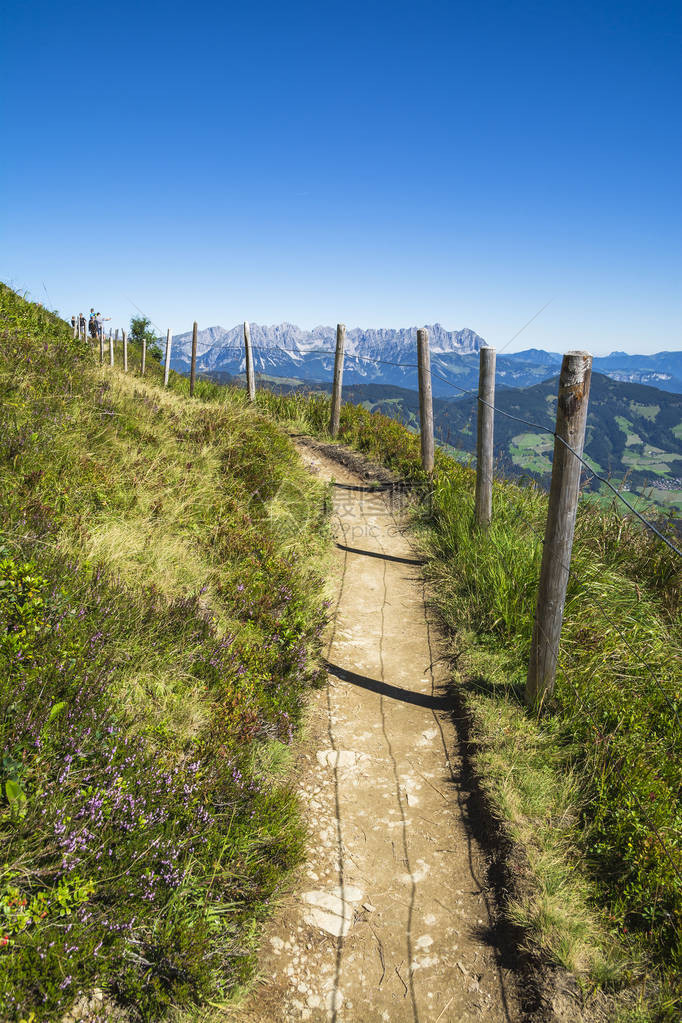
[2,0,680,354]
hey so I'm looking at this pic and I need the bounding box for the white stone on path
[316,749,367,770]
[301,886,365,938]
[330,884,364,904]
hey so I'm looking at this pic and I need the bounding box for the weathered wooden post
[99,328,104,366]
[474,346,496,527]
[141,338,146,377]
[163,329,172,387]
[122,330,128,373]
[73,319,77,339]
[109,328,114,368]
[243,322,256,401]
[526,351,593,709]
[189,321,198,396]
[329,323,346,437]
[417,327,435,473]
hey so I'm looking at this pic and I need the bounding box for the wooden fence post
[243,322,256,400]
[526,351,593,709]
[141,338,146,377]
[99,328,104,366]
[73,320,77,339]
[417,328,434,473]
[189,321,198,396]
[474,346,496,527]
[164,329,172,387]
[122,330,128,373]
[329,323,346,437]
[109,328,114,368]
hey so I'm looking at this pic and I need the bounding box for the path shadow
[440,671,549,1018]
[324,660,451,711]
[335,542,425,566]
[331,482,395,493]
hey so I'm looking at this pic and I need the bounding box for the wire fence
[87,318,681,920]
[175,330,681,556]
[85,322,681,557]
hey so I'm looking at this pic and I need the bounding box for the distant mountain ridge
[169,322,485,393]
[170,321,484,360]
[593,350,682,393]
[168,323,682,397]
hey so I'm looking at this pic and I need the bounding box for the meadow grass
[255,387,682,1022]
[0,286,331,1021]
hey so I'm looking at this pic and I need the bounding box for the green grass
[0,285,331,1021]
[255,387,682,1022]
[616,416,644,447]
[510,431,554,472]
[621,446,682,476]
[630,403,660,422]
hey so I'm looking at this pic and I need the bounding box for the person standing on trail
[89,309,97,339]
[96,312,110,339]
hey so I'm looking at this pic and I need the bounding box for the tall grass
[258,388,682,1021]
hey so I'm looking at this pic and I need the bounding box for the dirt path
[241,443,521,1023]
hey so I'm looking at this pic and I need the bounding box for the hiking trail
[241,441,521,1023]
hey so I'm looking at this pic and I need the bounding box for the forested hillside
[263,375,682,517]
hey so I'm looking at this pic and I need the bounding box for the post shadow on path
[323,659,450,711]
[323,654,523,1021]
[321,660,522,1023]
[334,542,425,567]
[323,651,545,1021]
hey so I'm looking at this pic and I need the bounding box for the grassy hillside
[0,286,330,1021]
[255,389,682,1022]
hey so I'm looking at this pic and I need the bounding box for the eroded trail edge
[242,442,521,1023]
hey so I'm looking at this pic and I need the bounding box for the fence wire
[94,323,682,895]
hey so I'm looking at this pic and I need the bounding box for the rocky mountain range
[168,323,682,398]
[169,323,488,397]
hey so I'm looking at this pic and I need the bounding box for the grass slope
[0,286,330,1021]
[255,388,682,1023]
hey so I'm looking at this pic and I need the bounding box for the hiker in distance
[96,312,110,338]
